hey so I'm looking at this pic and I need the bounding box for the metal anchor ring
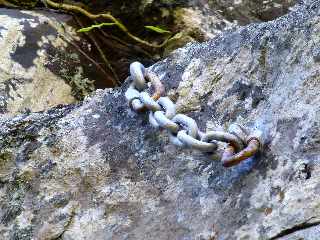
[221,130,262,167]
[222,139,260,167]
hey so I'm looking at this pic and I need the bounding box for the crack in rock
[269,217,320,240]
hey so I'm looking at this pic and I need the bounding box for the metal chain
[125,62,263,167]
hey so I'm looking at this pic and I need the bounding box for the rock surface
[1,1,320,240]
[0,9,102,118]
[208,0,297,24]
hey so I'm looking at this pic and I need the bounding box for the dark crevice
[269,219,320,239]
[53,210,75,240]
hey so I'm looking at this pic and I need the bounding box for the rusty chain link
[125,62,263,167]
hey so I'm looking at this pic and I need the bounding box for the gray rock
[1,1,320,240]
[208,0,297,24]
[0,9,99,118]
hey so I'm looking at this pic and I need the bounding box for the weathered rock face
[208,0,297,24]
[0,9,103,118]
[1,1,320,240]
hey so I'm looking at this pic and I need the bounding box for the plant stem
[45,0,170,48]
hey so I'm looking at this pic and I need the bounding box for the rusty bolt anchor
[222,129,263,167]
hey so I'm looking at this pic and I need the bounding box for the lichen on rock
[0,9,99,118]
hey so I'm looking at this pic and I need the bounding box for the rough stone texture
[163,6,235,56]
[208,0,297,24]
[0,9,101,118]
[1,1,320,240]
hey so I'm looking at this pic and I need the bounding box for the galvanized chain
[125,62,263,167]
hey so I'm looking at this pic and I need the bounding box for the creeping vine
[44,0,171,49]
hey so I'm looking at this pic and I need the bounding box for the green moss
[0,119,38,151]
[60,67,95,101]
[18,169,36,185]
[1,176,28,225]
[163,32,194,56]
[0,151,13,169]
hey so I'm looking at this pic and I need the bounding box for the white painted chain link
[125,62,263,167]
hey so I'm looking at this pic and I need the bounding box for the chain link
[125,62,263,167]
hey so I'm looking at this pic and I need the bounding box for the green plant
[77,22,117,33]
